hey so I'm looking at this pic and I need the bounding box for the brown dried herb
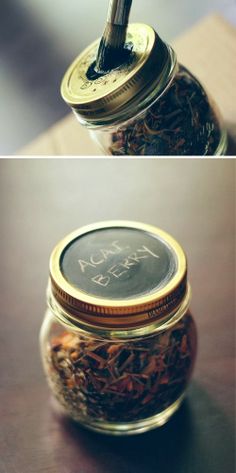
[109,65,222,156]
[45,312,197,423]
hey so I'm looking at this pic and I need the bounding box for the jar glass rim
[47,283,192,341]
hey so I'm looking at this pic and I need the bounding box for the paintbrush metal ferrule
[107,0,132,26]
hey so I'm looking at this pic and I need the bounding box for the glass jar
[61,23,227,156]
[40,221,197,435]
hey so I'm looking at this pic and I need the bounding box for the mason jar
[40,221,197,435]
[61,23,227,156]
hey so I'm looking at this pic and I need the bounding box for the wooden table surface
[0,158,235,473]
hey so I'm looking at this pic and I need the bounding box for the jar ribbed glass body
[83,63,226,156]
[40,303,197,435]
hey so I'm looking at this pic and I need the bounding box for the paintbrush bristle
[102,24,127,50]
[96,24,127,72]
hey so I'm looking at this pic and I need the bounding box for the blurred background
[1,0,236,155]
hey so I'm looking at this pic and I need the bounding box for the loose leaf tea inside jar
[109,66,222,156]
[46,312,196,423]
[40,221,198,435]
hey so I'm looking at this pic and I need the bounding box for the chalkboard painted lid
[49,221,188,330]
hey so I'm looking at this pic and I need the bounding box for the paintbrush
[96,0,133,73]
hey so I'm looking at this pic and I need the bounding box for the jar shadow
[52,381,235,473]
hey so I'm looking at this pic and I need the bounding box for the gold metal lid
[61,23,176,124]
[49,221,188,330]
